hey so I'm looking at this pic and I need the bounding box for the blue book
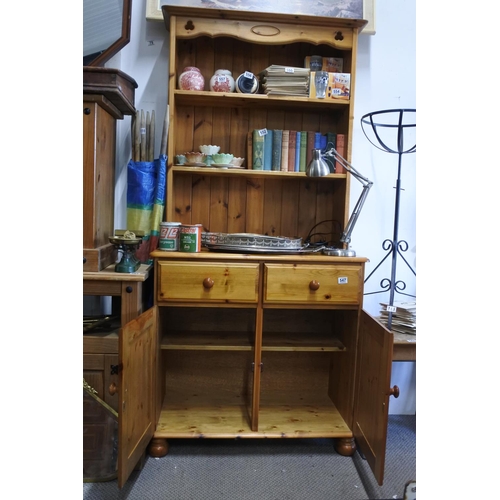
[314,132,322,150]
[295,131,301,172]
[263,129,273,171]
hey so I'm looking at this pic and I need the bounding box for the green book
[271,129,282,171]
[263,129,273,171]
[252,129,265,170]
[299,131,308,172]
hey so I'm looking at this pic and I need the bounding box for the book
[306,131,316,167]
[335,133,346,174]
[263,129,273,171]
[252,129,265,170]
[271,129,283,171]
[314,132,322,150]
[299,131,308,172]
[294,131,301,172]
[323,132,336,173]
[280,130,290,171]
[287,130,297,172]
[304,56,343,73]
[247,131,253,169]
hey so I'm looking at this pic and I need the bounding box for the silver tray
[204,243,324,254]
[202,232,302,250]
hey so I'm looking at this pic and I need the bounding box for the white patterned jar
[178,66,205,91]
[209,69,235,93]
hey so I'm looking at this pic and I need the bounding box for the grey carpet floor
[83,415,415,500]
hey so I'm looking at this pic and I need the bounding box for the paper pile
[379,300,416,335]
[259,65,310,96]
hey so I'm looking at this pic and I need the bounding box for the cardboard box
[309,72,351,100]
[304,56,343,73]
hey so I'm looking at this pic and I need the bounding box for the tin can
[159,222,181,251]
[179,224,203,252]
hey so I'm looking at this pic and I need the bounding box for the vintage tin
[179,224,203,252]
[159,222,181,251]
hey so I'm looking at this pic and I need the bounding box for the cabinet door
[353,310,393,486]
[118,306,158,488]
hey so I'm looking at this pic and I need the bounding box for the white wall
[110,0,416,414]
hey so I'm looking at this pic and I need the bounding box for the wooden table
[83,263,153,325]
[392,332,416,361]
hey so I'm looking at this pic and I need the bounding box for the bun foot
[335,437,356,456]
[147,438,169,457]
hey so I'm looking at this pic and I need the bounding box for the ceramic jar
[178,66,205,91]
[209,69,235,93]
[235,72,259,94]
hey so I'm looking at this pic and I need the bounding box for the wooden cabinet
[111,6,397,489]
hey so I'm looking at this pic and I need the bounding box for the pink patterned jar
[178,66,205,91]
[209,69,235,93]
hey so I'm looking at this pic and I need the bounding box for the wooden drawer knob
[309,280,320,291]
[389,385,400,398]
[108,382,118,396]
[203,277,214,289]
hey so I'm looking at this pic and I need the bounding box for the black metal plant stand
[361,109,416,330]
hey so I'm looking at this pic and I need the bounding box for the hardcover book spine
[263,129,273,171]
[247,131,253,169]
[335,133,346,174]
[306,131,316,167]
[280,130,290,171]
[272,129,283,171]
[324,132,336,173]
[252,129,265,170]
[295,131,301,172]
[288,130,297,172]
[299,131,308,172]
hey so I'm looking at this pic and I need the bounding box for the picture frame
[146,0,376,35]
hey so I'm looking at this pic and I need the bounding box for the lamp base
[323,247,356,257]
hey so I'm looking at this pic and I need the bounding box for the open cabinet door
[118,306,158,488]
[353,310,394,485]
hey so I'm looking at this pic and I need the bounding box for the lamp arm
[340,183,372,244]
[322,146,373,245]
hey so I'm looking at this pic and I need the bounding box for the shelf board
[155,393,351,438]
[170,166,346,180]
[263,332,345,352]
[161,331,254,351]
[161,331,345,352]
[174,89,350,110]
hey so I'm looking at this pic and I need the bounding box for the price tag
[331,88,342,95]
[284,67,295,73]
[258,128,268,136]
[243,71,254,79]
[217,75,228,82]
[386,305,397,312]
[338,277,348,284]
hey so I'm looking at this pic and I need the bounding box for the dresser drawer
[157,261,259,303]
[264,263,362,305]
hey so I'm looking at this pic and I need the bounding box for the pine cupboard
[114,6,398,488]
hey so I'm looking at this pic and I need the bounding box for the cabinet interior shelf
[161,331,345,351]
[155,393,351,438]
[174,89,351,110]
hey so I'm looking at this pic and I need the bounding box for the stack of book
[259,65,310,97]
[249,129,345,173]
[379,301,416,335]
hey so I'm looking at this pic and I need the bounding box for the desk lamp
[306,146,373,256]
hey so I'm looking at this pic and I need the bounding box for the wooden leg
[335,437,356,456]
[147,438,169,457]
